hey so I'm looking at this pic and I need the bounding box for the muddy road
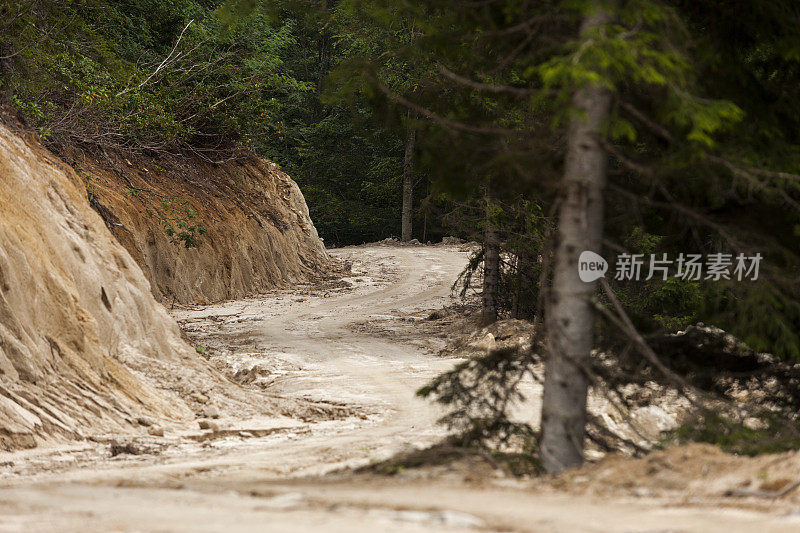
[0,245,797,532]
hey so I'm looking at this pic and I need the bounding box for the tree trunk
[0,42,14,99]
[512,250,529,319]
[539,6,613,474]
[482,192,500,324]
[401,112,417,242]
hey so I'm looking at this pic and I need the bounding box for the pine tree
[540,1,614,473]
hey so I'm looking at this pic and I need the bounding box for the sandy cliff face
[0,114,333,450]
[0,124,206,449]
[70,148,330,304]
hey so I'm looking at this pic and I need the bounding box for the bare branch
[618,101,674,143]
[618,101,800,185]
[602,139,655,177]
[492,31,536,74]
[595,278,704,406]
[706,154,800,184]
[438,66,532,97]
[115,19,194,98]
[481,15,551,37]
[376,82,519,136]
[607,182,745,249]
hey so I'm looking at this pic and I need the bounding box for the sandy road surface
[166,244,472,476]
[1,245,798,532]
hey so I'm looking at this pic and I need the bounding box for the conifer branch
[438,66,533,97]
[376,82,519,136]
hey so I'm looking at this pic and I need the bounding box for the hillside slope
[0,124,196,449]
[65,147,331,304]
[0,123,319,451]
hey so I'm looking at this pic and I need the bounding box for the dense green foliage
[330,0,800,362]
[1,0,305,154]
[1,0,428,244]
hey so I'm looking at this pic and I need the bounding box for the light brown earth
[0,122,195,449]
[59,134,331,305]
[3,244,800,532]
[0,121,336,451]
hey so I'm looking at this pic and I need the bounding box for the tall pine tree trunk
[482,192,500,324]
[539,6,613,474]
[401,111,417,242]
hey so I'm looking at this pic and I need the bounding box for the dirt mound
[59,144,330,304]
[434,317,693,452]
[557,442,800,505]
[437,318,535,357]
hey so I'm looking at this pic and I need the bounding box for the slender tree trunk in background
[482,192,500,324]
[401,111,417,241]
[539,6,613,474]
[0,43,14,100]
[512,250,529,319]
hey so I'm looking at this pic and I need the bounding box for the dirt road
[167,244,472,477]
[1,245,798,532]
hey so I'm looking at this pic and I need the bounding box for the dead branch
[607,183,745,250]
[115,19,194,98]
[706,154,800,184]
[617,100,800,185]
[724,480,800,499]
[618,101,674,143]
[595,277,705,407]
[438,66,533,97]
[376,82,519,136]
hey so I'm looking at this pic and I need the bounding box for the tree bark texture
[539,6,613,474]
[401,112,417,242]
[482,193,500,324]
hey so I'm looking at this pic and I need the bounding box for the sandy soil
[1,245,799,532]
